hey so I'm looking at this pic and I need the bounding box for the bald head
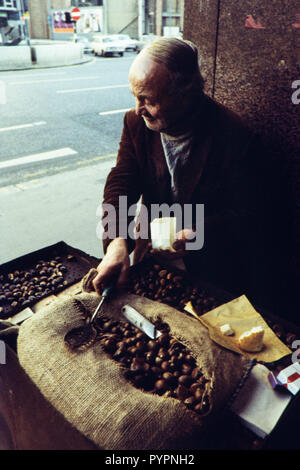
[128,38,205,134]
[130,50,169,88]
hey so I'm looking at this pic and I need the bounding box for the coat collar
[145,95,216,204]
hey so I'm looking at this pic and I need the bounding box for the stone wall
[184,0,300,320]
[0,46,32,70]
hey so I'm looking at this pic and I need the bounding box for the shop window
[163,0,180,14]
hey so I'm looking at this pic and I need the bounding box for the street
[0,53,137,264]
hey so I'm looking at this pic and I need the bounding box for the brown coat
[102,95,274,302]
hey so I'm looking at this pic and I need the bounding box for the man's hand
[149,228,196,259]
[92,238,130,296]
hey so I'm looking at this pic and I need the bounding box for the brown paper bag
[186,295,291,363]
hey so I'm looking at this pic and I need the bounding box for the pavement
[0,157,115,265]
[0,39,93,72]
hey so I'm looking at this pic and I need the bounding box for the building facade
[0,0,27,44]
[26,0,184,40]
[144,0,184,36]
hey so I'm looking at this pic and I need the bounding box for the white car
[111,34,139,51]
[90,35,126,57]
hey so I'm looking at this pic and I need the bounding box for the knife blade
[8,307,34,325]
[121,305,161,339]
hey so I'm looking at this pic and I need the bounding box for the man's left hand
[149,228,196,259]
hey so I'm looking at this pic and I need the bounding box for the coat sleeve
[101,112,143,254]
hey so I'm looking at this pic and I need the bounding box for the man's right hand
[92,238,130,296]
[149,228,196,259]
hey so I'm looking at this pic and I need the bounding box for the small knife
[8,307,34,325]
[122,305,162,339]
[89,285,113,324]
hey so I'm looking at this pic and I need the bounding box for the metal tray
[0,241,100,320]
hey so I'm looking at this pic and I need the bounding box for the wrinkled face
[129,52,179,133]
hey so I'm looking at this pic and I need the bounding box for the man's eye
[145,99,155,106]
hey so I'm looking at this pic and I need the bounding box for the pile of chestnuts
[128,263,220,315]
[0,255,76,318]
[96,315,210,415]
[128,264,300,353]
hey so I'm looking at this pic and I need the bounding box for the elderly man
[92,37,277,308]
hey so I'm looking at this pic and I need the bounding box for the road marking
[57,84,129,94]
[0,153,117,190]
[0,81,6,105]
[0,148,78,170]
[77,153,117,163]
[99,108,131,115]
[0,121,46,133]
[2,72,67,79]
[10,76,100,85]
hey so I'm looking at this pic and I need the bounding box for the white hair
[143,37,205,98]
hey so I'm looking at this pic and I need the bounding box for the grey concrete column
[138,0,145,39]
[28,0,50,39]
[180,0,184,32]
[102,0,108,34]
[156,0,162,36]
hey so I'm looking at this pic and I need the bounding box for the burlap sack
[17,275,253,450]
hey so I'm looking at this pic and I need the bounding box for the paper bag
[187,295,291,363]
[150,217,177,251]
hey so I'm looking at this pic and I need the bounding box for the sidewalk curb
[0,56,94,72]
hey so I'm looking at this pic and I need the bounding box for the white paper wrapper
[150,217,177,251]
[231,364,292,438]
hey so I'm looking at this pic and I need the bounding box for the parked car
[111,34,139,51]
[75,35,92,53]
[90,35,126,57]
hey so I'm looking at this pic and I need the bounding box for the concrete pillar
[138,0,145,38]
[28,0,50,39]
[179,0,184,32]
[155,0,162,36]
[102,0,108,34]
